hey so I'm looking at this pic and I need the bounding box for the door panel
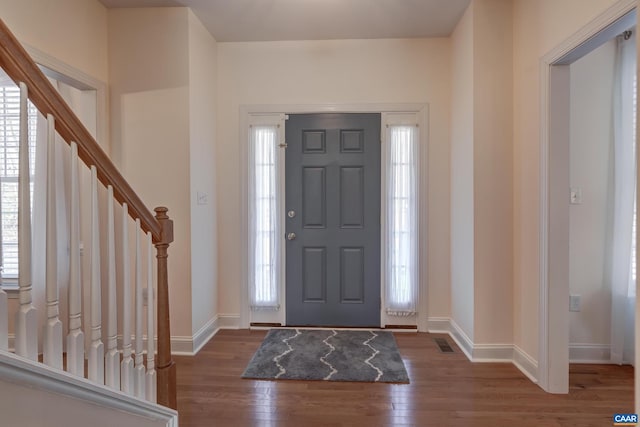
[302,247,327,302]
[340,247,365,303]
[302,167,326,228]
[340,167,364,228]
[285,113,381,327]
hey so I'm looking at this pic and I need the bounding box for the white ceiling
[98,0,471,42]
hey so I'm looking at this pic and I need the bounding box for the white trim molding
[428,317,539,384]
[0,351,178,426]
[473,344,516,362]
[192,316,220,355]
[216,314,241,329]
[448,318,474,361]
[172,314,241,356]
[538,0,636,394]
[10,315,242,357]
[513,345,539,384]
[23,43,109,152]
[426,317,451,333]
[239,103,429,330]
[569,344,612,364]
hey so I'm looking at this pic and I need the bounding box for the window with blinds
[0,84,37,278]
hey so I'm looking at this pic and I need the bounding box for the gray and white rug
[242,329,409,383]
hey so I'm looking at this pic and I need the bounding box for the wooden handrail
[0,19,160,240]
[0,19,176,409]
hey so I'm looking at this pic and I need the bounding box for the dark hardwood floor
[175,329,633,426]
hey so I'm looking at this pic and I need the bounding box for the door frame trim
[239,103,429,330]
[24,44,109,153]
[538,0,636,394]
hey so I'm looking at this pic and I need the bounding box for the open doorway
[541,4,636,394]
[568,34,636,366]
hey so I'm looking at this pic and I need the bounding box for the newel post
[154,207,176,409]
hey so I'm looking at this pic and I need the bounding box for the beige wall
[449,0,514,345]
[0,0,108,82]
[472,0,514,344]
[108,8,193,337]
[216,38,452,321]
[187,10,219,334]
[450,3,475,340]
[512,0,620,358]
[569,40,616,349]
[108,7,220,340]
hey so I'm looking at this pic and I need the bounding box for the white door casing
[239,103,428,330]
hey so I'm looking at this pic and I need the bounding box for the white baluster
[66,142,84,376]
[105,186,120,389]
[43,114,62,369]
[88,165,104,384]
[121,203,134,394]
[134,219,145,399]
[15,82,37,361]
[145,231,156,403]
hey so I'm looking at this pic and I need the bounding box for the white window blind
[385,122,419,316]
[248,119,283,310]
[0,84,37,278]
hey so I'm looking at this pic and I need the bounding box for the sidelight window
[248,116,285,310]
[385,117,419,316]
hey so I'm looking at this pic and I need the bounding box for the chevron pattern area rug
[241,329,410,383]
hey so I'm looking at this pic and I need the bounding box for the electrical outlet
[569,295,581,312]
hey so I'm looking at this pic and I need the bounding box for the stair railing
[0,19,176,409]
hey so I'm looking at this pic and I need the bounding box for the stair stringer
[0,350,178,427]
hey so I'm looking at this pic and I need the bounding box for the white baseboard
[216,314,240,329]
[448,319,473,360]
[569,344,611,363]
[192,317,220,355]
[170,336,195,355]
[513,345,539,383]
[428,317,539,383]
[473,343,515,362]
[426,317,451,333]
[173,314,240,356]
[6,314,241,357]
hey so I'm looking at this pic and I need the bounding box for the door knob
[288,210,296,218]
[287,232,297,241]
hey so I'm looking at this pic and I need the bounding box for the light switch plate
[569,295,581,312]
[197,192,208,205]
[570,187,582,205]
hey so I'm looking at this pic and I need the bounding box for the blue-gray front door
[285,113,381,327]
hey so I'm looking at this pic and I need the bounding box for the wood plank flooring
[175,330,633,426]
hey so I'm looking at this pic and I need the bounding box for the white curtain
[248,123,282,310]
[609,30,636,365]
[385,124,418,316]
